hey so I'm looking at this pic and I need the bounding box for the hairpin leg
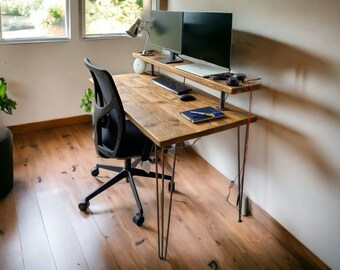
[237,126,243,222]
[155,144,177,260]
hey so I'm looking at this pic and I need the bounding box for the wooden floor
[0,123,305,270]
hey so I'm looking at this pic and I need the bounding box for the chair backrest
[83,58,125,158]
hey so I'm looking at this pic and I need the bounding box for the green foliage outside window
[136,0,143,8]
[85,0,143,35]
[0,0,67,39]
[1,0,44,17]
[43,5,65,28]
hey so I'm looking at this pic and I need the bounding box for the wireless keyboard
[152,75,192,95]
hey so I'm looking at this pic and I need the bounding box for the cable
[178,137,202,149]
[226,176,237,208]
[237,81,253,215]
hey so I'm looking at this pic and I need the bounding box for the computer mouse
[226,76,240,86]
[235,73,246,82]
[180,94,196,102]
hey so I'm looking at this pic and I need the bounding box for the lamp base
[140,50,154,56]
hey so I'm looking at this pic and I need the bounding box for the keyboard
[152,75,192,95]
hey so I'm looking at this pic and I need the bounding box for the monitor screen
[149,10,184,64]
[182,12,233,69]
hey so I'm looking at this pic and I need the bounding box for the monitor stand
[155,52,183,64]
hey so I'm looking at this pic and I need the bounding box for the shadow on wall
[231,30,340,182]
[256,117,338,182]
[232,30,338,88]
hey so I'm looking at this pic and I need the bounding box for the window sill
[0,37,71,45]
[82,33,130,40]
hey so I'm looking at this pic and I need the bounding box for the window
[0,0,70,43]
[83,0,143,38]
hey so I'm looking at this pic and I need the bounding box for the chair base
[78,158,172,226]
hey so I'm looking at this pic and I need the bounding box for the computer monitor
[182,12,233,69]
[149,10,184,64]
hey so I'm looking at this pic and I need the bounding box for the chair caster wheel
[78,200,90,211]
[91,167,99,176]
[168,181,175,192]
[133,213,144,226]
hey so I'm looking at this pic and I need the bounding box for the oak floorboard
[16,130,90,270]
[0,123,307,270]
[3,133,56,270]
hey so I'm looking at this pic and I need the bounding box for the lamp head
[126,18,141,37]
[126,19,153,56]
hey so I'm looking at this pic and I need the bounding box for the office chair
[79,58,172,226]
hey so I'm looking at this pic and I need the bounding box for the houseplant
[0,77,17,114]
[80,87,94,113]
[0,77,17,199]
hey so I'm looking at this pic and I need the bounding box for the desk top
[113,73,257,147]
[133,52,262,95]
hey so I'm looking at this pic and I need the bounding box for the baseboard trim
[8,115,92,135]
[248,199,330,270]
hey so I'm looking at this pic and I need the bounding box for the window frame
[0,0,71,44]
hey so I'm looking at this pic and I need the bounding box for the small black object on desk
[226,76,240,86]
[180,94,196,102]
[210,73,230,80]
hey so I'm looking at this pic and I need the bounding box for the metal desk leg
[237,126,243,222]
[238,123,249,222]
[155,144,177,260]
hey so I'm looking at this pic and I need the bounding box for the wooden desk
[113,73,257,147]
[112,72,256,259]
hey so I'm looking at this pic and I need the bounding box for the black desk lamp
[126,19,153,56]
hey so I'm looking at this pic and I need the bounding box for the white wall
[168,1,340,269]
[0,0,145,126]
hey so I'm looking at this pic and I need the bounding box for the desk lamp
[126,19,153,56]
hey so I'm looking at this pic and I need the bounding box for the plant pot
[0,126,13,199]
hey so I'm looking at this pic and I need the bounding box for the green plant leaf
[0,77,17,115]
[0,77,7,99]
[80,88,94,113]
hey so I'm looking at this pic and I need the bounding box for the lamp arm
[142,29,150,54]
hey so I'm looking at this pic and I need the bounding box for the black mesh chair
[78,58,171,226]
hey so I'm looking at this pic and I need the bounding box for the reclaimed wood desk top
[113,73,257,147]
